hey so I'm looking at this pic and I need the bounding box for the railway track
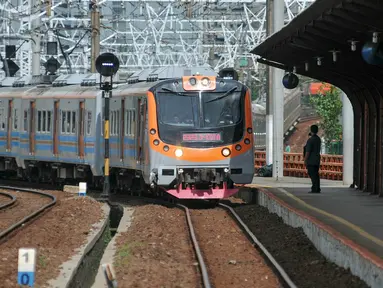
[0,191,17,210]
[219,203,297,288]
[106,193,297,288]
[0,179,296,287]
[181,203,297,288]
[177,203,212,288]
[0,186,57,241]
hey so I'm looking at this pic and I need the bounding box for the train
[0,66,255,200]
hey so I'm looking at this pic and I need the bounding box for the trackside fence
[254,151,343,181]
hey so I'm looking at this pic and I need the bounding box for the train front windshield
[155,90,245,147]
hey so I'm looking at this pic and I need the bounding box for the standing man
[304,125,321,193]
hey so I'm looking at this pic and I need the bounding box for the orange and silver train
[0,66,254,199]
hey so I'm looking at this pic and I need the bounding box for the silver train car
[0,66,255,199]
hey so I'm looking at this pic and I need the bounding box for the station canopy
[250,0,383,96]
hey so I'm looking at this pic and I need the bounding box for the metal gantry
[0,0,314,77]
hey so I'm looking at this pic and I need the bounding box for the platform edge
[256,187,383,288]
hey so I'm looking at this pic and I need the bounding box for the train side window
[23,110,27,132]
[66,111,71,133]
[71,111,76,134]
[111,110,115,135]
[47,111,51,132]
[42,111,46,132]
[86,111,92,135]
[125,110,129,136]
[37,111,42,132]
[132,109,136,136]
[111,110,118,136]
[116,110,120,136]
[61,111,65,133]
[13,109,18,130]
[125,109,136,136]
[0,107,4,130]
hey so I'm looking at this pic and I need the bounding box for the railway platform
[237,176,383,288]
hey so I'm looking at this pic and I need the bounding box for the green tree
[309,84,343,148]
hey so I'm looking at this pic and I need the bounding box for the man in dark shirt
[303,132,311,157]
[304,125,321,193]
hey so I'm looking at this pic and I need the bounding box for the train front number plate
[182,133,221,142]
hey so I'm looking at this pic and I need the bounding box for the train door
[136,98,147,165]
[29,101,36,155]
[135,98,142,164]
[78,101,85,158]
[120,98,125,162]
[53,101,59,157]
[109,98,121,165]
[6,99,12,151]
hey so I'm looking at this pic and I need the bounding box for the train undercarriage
[0,158,239,204]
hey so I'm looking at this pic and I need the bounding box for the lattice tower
[0,0,314,78]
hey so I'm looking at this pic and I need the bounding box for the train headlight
[150,129,156,135]
[175,149,183,157]
[201,77,210,86]
[221,148,231,157]
[235,144,242,151]
[244,138,251,145]
[189,77,197,86]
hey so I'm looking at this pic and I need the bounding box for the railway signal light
[95,52,120,77]
[95,52,120,200]
[218,68,238,81]
[45,56,61,75]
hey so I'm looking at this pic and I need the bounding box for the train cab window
[13,109,18,130]
[86,111,92,135]
[125,109,136,136]
[23,110,27,132]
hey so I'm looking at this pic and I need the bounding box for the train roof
[0,66,225,99]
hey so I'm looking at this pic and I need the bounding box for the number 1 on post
[18,248,36,287]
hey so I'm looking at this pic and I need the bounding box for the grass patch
[38,254,48,268]
[114,241,144,267]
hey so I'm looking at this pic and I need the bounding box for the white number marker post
[18,248,36,287]
[79,182,87,196]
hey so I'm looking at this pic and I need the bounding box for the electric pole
[91,0,100,73]
[31,0,41,76]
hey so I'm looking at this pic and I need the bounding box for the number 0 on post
[18,248,36,287]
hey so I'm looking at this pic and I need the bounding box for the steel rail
[219,202,298,288]
[177,204,212,288]
[0,185,57,240]
[0,191,17,210]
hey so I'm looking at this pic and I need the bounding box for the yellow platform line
[278,188,383,248]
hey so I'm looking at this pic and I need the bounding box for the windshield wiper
[204,87,238,103]
[161,87,189,96]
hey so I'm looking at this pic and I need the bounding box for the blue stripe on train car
[22,155,96,164]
